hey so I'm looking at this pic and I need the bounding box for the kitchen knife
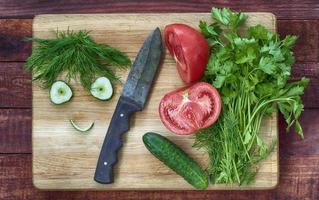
[94,28,163,184]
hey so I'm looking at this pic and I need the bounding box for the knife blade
[94,28,163,184]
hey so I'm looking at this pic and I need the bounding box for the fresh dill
[25,29,131,89]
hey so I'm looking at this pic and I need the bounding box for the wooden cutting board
[32,13,278,190]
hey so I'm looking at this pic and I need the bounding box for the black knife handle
[94,96,141,184]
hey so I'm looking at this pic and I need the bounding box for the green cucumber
[50,81,73,105]
[90,77,113,100]
[143,132,208,190]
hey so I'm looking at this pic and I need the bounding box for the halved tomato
[159,82,221,135]
[164,24,209,83]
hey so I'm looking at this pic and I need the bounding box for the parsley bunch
[195,8,309,184]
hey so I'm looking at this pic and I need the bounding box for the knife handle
[94,96,141,184]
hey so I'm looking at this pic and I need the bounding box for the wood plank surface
[2,20,319,109]
[1,154,318,199]
[0,1,318,199]
[2,19,319,63]
[0,19,32,61]
[279,109,319,156]
[0,108,317,157]
[277,20,319,63]
[0,62,31,108]
[0,26,316,156]
[0,0,319,20]
[32,13,278,190]
[291,63,319,109]
[0,62,317,110]
[0,109,31,153]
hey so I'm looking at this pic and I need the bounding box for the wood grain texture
[0,63,314,109]
[1,108,317,159]
[32,13,278,190]
[279,109,319,156]
[0,62,317,109]
[0,155,35,200]
[278,20,319,63]
[1,154,318,199]
[0,109,31,153]
[291,63,319,109]
[2,19,319,63]
[0,19,32,61]
[0,62,32,108]
[0,0,316,199]
[277,155,319,200]
[0,20,314,109]
[0,0,319,20]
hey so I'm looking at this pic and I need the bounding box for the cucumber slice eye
[50,81,73,105]
[90,77,113,100]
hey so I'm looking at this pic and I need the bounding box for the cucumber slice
[50,81,73,105]
[70,120,94,133]
[90,77,113,100]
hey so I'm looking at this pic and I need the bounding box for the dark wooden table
[0,1,318,199]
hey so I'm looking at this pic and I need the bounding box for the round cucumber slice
[50,81,73,105]
[70,120,94,133]
[90,77,113,100]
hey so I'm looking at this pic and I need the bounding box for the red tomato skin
[159,82,222,135]
[164,24,209,83]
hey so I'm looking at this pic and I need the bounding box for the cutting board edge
[33,12,276,19]
[32,176,279,191]
[32,12,277,33]
[31,12,279,190]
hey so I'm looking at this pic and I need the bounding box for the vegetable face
[164,24,209,83]
[159,82,221,135]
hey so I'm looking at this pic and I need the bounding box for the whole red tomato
[164,24,209,83]
[159,82,221,135]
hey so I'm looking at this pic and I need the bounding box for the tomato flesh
[159,82,222,135]
[164,24,209,83]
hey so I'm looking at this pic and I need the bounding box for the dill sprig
[25,30,131,89]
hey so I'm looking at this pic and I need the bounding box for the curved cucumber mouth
[70,120,94,133]
[50,81,73,105]
[90,77,113,100]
